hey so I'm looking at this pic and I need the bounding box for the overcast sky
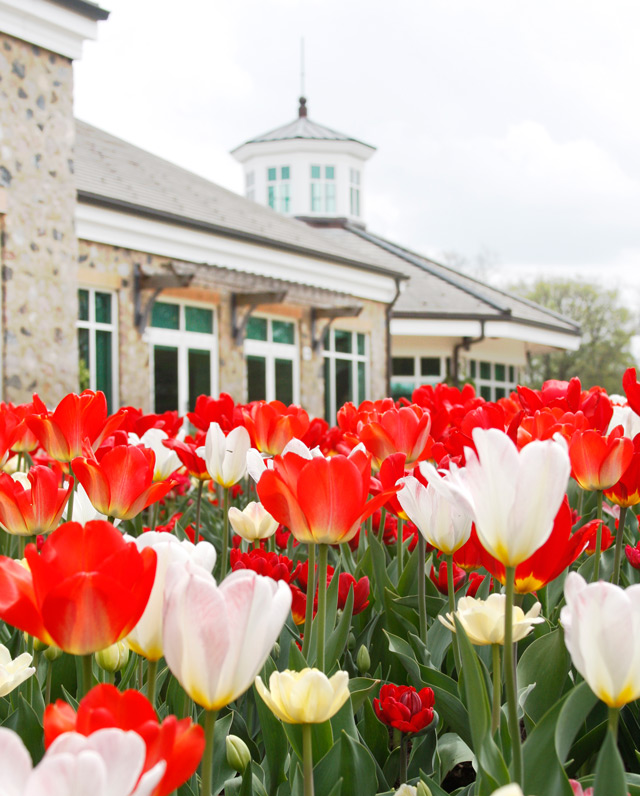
[73,0,640,299]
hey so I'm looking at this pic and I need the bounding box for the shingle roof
[73,121,395,277]
[232,115,375,150]
[316,225,581,335]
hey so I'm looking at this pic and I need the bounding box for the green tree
[509,277,638,394]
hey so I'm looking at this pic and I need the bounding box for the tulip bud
[43,644,62,661]
[95,641,129,673]
[417,782,433,796]
[23,632,47,652]
[272,641,280,659]
[347,632,356,651]
[356,644,370,674]
[226,734,251,773]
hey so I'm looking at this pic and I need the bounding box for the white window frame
[310,164,336,214]
[390,355,445,400]
[146,299,218,416]
[77,286,119,410]
[244,315,299,403]
[267,166,291,212]
[350,168,361,217]
[245,171,255,202]
[323,329,369,422]
[466,358,518,401]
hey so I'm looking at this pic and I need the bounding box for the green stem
[45,660,53,704]
[146,658,158,709]
[593,490,604,582]
[503,565,523,786]
[200,710,218,796]
[81,653,93,699]
[446,553,461,675]
[608,706,620,742]
[612,505,628,586]
[417,535,427,642]
[151,501,160,531]
[302,723,315,796]
[399,733,408,785]
[66,467,76,522]
[492,644,501,735]
[396,517,404,580]
[377,507,387,542]
[315,543,329,672]
[27,637,35,704]
[194,480,204,544]
[220,487,230,580]
[301,543,316,661]
[18,535,26,559]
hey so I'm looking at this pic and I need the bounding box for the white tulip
[197,423,251,487]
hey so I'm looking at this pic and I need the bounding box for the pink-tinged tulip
[126,532,216,661]
[197,423,250,487]
[72,445,176,521]
[561,573,640,708]
[569,428,634,491]
[162,562,291,711]
[241,400,310,456]
[0,466,71,536]
[256,447,393,545]
[0,725,165,796]
[442,428,570,566]
[0,520,156,654]
[398,465,472,555]
[26,390,125,462]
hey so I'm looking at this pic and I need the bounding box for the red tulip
[26,390,125,462]
[336,573,370,615]
[623,368,640,416]
[44,684,205,796]
[625,540,640,570]
[229,548,300,583]
[569,428,634,491]
[0,466,71,536]
[72,445,176,520]
[241,400,310,455]
[257,448,391,544]
[604,436,640,507]
[373,683,435,734]
[429,560,466,594]
[187,392,238,433]
[119,407,183,438]
[355,404,433,470]
[0,520,156,653]
[163,436,210,480]
[478,498,600,593]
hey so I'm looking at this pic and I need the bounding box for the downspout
[386,277,404,396]
[452,320,486,388]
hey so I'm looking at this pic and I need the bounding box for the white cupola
[231,97,376,225]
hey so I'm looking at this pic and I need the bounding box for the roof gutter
[386,277,404,396]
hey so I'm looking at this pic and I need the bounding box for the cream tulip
[0,644,35,697]
[442,428,570,566]
[255,668,350,724]
[398,470,472,555]
[126,532,216,661]
[561,572,640,708]
[163,562,291,711]
[197,423,251,487]
[228,501,279,542]
[439,594,543,645]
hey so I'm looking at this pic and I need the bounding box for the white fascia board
[232,137,375,163]
[0,0,99,59]
[76,202,398,304]
[483,321,581,350]
[391,318,483,337]
[391,317,581,351]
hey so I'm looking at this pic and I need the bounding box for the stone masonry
[0,31,78,405]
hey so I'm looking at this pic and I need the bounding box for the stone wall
[0,31,78,405]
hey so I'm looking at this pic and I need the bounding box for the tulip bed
[2,374,640,796]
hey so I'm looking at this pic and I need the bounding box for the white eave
[390,317,581,352]
[76,202,400,305]
[0,0,103,59]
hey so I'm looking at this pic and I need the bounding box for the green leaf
[1,695,43,764]
[359,698,391,769]
[339,730,378,795]
[369,532,395,608]
[555,681,600,765]
[209,712,235,796]
[594,729,628,796]
[418,666,472,748]
[253,684,289,796]
[397,539,420,596]
[348,677,379,713]
[517,627,569,728]
[383,630,421,684]
[437,732,474,783]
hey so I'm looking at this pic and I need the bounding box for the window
[310,165,336,213]
[245,171,255,202]
[148,300,217,414]
[466,359,518,401]
[390,355,445,401]
[77,288,118,412]
[324,329,368,421]
[267,166,291,212]
[244,316,298,403]
[350,168,361,217]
